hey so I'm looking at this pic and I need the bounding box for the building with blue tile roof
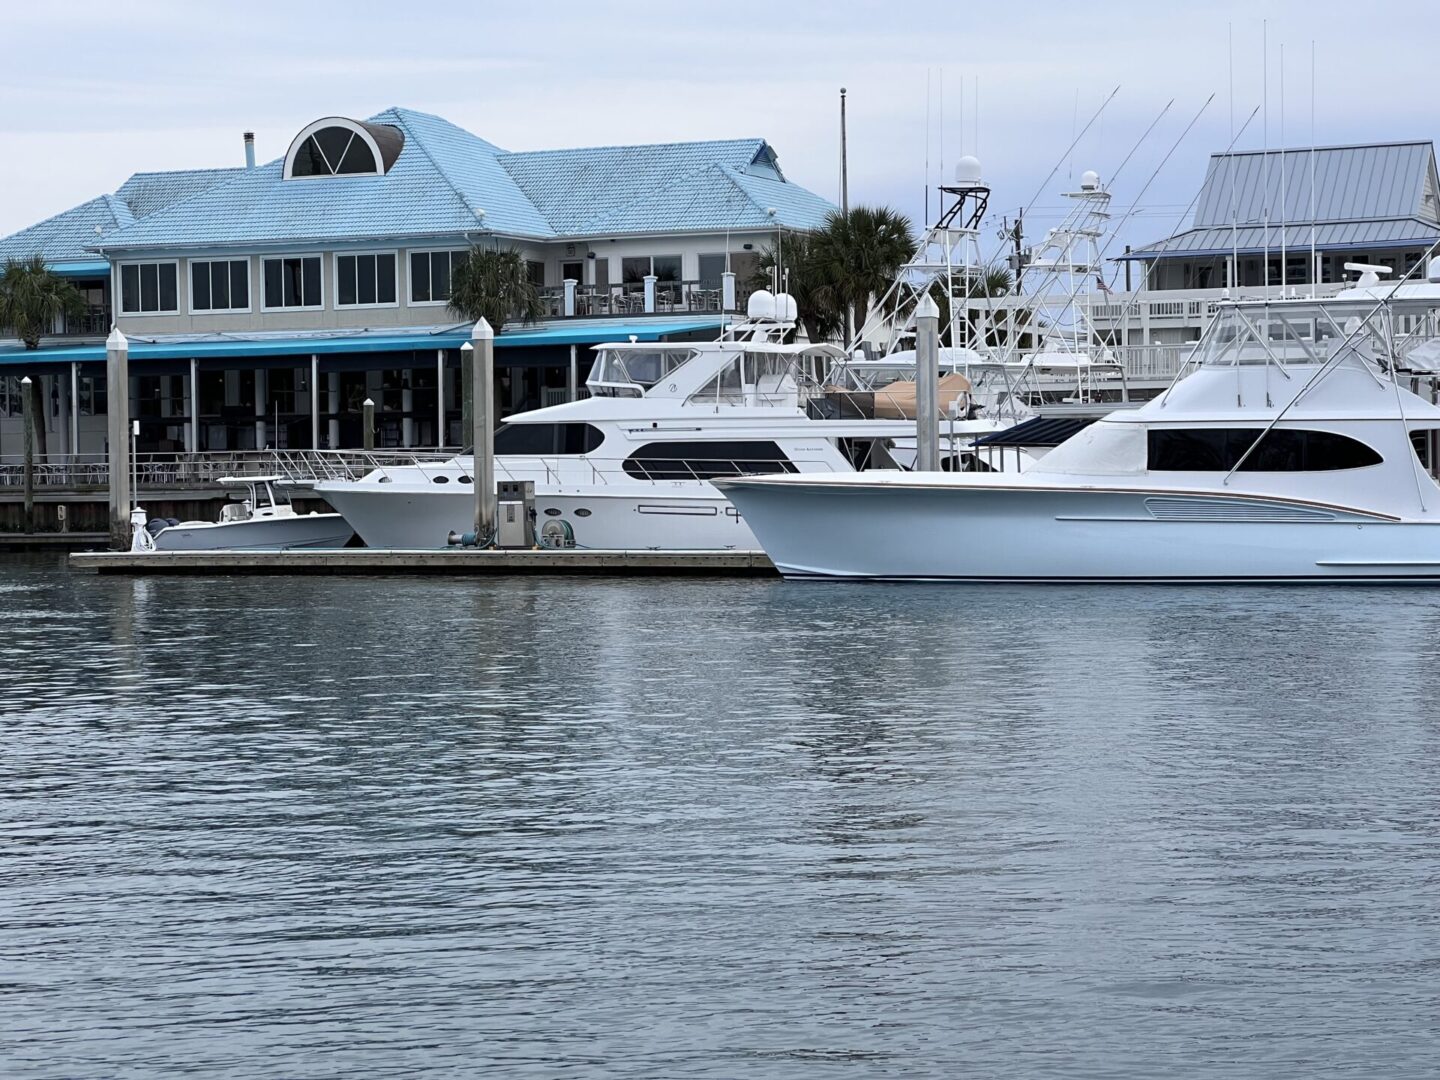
[0,108,833,457]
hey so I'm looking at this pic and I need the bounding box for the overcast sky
[1,0,1427,276]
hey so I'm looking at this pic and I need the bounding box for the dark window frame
[335,252,397,308]
[409,250,461,304]
[622,440,798,481]
[1147,427,1383,472]
[493,422,606,456]
[261,255,324,311]
[189,258,250,313]
[119,260,180,315]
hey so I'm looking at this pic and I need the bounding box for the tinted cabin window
[622,440,798,480]
[1148,428,1382,471]
[493,423,604,455]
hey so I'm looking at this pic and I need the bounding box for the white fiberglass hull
[316,484,758,550]
[153,513,355,551]
[717,478,1440,583]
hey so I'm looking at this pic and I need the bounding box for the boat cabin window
[588,348,695,396]
[621,440,798,480]
[1148,428,1383,472]
[689,349,827,405]
[493,422,604,455]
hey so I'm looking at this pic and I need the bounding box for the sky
[0,0,1429,279]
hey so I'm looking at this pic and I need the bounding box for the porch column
[722,271,736,312]
[66,363,78,459]
[563,278,577,317]
[254,367,267,449]
[436,349,446,449]
[310,355,320,450]
[187,357,198,452]
[643,274,657,313]
[327,371,340,449]
[568,344,578,402]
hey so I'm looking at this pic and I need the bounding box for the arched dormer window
[283,117,404,180]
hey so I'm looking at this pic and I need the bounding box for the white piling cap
[106,326,128,351]
[362,397,374,406]
[20,375,31,385]
[915,294,940,320]
[471,317,494,340]
[460,342,473,353]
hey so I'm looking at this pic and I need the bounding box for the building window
[336,253,397,307]
[526,260,545,287]
[262,256,323,310]
[78,376,107,416]
[119,261,179,314]
[1147,428,1383,472]
[284,118,404,179]
[191,259,250,313]
[410,250,461,304]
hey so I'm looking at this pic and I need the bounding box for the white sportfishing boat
[133,476,354,551]
[306,294,1021,550]
[716,273,1440,582]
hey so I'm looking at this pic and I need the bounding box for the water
[3,555,1440,1078]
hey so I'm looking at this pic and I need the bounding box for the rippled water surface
[3,555,1440,1078]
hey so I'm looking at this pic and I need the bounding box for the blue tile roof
[8,107,834,256]
[116,167,246,219]
[0,194,133,268]
[494,138,829,234]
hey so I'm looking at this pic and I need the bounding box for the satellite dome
[747,289,777,320]
[1080,169,1101,190]
[955,155,983,184]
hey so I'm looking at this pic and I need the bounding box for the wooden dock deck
[68,548,776,577]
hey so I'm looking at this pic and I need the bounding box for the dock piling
[105,328,131,550]
[915,292,940,472]
[362,398,375,451]
[21,375,34,534]
[470,319,496,545]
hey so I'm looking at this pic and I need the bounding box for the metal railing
[536,281,736,318]
[60,306,111,337]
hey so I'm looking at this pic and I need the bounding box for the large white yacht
[307,294,1021,550]
[716,278,1440,582]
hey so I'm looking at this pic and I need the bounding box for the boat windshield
[1197,298,1440,371]
[688,348,832,405]
[588,348,696,396]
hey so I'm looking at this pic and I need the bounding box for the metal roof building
[1120,141,1440,290]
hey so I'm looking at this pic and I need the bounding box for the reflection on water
[3,555,1440,1078]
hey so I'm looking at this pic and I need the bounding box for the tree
[753,231,843,344]
[0,256,85,350]
[813,206,917,335]
[447,246,545,332]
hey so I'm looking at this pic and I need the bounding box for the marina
[5,4,1440,1077]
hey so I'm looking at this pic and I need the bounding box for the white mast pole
[1310,40,1318,296]
[1262,19,1270,299]
[1280,42,1288,296]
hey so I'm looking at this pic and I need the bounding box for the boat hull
[315,484,760,550]
[717,479,1440,582]
[153,513,355,551]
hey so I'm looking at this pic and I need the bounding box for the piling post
[362,398,375,451]
[106,327,131,550]
[471,318,496,545]
[460,343,474,443]
[915,293,940,472]
[21,376,34,534]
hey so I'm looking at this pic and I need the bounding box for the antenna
[1228,22,1238,294]
[1280,41,1288,295]
[1310,39,1318,297]
[939,67,945,198]
[1262,19,1270,299]
[925,69,932,225]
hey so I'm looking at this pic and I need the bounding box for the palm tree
[813,206,917,335]
[0,256,85,349]
[753,231,843,344]
[447,246,545,332]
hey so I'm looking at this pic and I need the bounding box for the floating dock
[68,548,776,577]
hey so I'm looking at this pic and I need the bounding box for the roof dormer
[283,117,404,179]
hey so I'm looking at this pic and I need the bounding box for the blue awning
[0,317,727,367]
[51,260,111,277]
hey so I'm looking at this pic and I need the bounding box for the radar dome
[1080,170,1100,190]
[774,292,798,322]
[747,289,777,320]
[955,155,983,185]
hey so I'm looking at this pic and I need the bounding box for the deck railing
[536,280,741,319]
